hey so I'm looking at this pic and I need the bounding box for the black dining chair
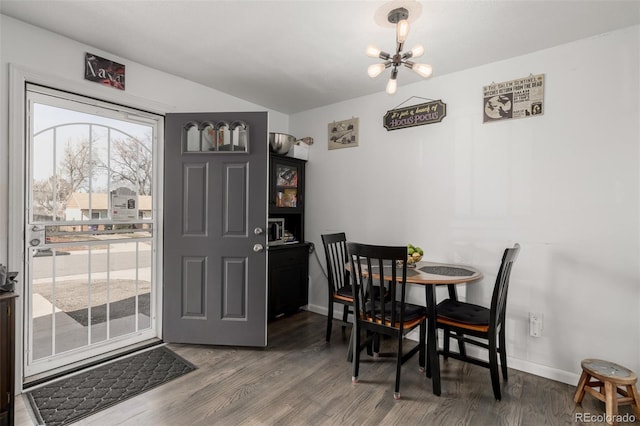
[321,233,353,343]
[435,243,520,400]
[347,242,426,400]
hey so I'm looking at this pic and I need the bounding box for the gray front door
[163,112,268,346]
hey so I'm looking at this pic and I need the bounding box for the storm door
[163,112,267,346]
[24,84,162,379]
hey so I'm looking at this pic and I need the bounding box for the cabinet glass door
[275,164,299,208]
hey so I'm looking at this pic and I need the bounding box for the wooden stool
[574,358,640,425]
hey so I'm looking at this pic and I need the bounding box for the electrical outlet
[529,312,543,337]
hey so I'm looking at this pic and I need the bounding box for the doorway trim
[8,63,168,391]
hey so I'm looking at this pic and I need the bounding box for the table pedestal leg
[426,285,441,395]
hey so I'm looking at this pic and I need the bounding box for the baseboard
[311,306,579,386]
[504,355,579,386]
[461,345,579,386]
[307,304,328,316]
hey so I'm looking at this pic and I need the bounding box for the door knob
[253,243,264,253]
[254,227,264,235]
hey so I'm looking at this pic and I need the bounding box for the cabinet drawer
[269,246,308,265]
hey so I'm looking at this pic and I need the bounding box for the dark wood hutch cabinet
[0,292,17,426]
[268,153,310,319]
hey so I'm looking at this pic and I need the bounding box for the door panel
[182,257,206,317]
[222,258,246,318]
[163,112,267,346]
[183,163,208,235]
[224,163,248,235]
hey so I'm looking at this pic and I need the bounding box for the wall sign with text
[483,74,544,123]
[85,52,125,90]
[383,100,447,131]
[111,193,138,220]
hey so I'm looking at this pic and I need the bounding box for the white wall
[0,14,290,265]
[292,25,640,384]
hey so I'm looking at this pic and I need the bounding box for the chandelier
[366,7,432,95]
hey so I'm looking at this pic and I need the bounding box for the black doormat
[25,346,196,426]
[66,294,151,326]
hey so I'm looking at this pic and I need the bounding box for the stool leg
[574,371,590,404]
[627,384,640,418]
[604,381,617,425]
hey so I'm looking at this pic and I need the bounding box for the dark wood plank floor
[15,311,636,425]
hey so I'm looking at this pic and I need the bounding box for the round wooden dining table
[354,260,483,396]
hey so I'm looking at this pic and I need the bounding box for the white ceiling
[1,0,639,114]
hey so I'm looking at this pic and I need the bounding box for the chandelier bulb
[366,45,381,58]
[368,63,387,78]
[386,68,398,95]
[366,45,391,60]
[412,63,433,79]
[386,78,398,95]
[410,45,425,58]
[396,19,410,44]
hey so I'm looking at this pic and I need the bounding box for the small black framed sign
[383,99,447,131]
[84,52,125,90]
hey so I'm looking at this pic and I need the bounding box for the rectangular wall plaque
[328,117,359,149]
[383,100,447,131]
[483,74,544,123]
[85,52,125,90]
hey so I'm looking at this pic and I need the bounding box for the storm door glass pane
[53,245,90,356]
[138,242,152,330]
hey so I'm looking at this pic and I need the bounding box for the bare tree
[32,175,73,220]
[108,136,153,195]
[31,139,95,218]
[31,133,153,219]
[61,139,94,193]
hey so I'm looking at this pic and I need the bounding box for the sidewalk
[52,241,152,256]
[33,267,151,284]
